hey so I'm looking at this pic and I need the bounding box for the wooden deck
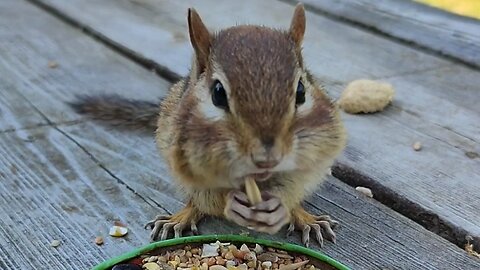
[0,0,479,269]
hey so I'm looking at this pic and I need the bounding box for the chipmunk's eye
[295,80,305,105]
[211,80,229,110]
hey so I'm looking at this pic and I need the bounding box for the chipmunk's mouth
[248,171,272,182]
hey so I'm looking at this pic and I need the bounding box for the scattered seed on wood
[413,142,422,151]
[50,239,61,248]
[95,236,104,245]
[109,225,128,237]
[356,186,373,198]
[48,61,58,68]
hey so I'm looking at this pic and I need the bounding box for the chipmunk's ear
[289,3,306,47]
[188,8,211,73]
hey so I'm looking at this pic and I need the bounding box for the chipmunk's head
[177,4,345,188]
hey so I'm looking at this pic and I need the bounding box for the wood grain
[0,82,47,132]
[299,0,480,68]
[1,0,479,268]
[2,122,478,269]
[32,0,451,83]
[29,0,480,250]
[0,0,170,128]
[0,126,166,269]
[60,122,480,270]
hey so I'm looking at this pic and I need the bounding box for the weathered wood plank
[0,0,173,268]
[2,122,478,270]
[299,0,480,68]
[1,0,479,268]
[0,69,47,132]
[0,126,167,269]
[60,122,480,270]
[0,0,170,127]
[32,0,450,83]
[29,0,480,250]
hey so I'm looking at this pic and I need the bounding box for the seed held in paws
[245,177,262,205]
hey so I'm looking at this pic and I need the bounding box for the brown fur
[69,94,160,131]
[212,26,296,140]
[155,5,346,221]
[69,4,347,236]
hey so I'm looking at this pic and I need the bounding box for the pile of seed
[112,241,321,270]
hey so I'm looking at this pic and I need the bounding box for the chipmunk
[70,3,346,247]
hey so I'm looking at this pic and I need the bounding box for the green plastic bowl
[92,234,350,270]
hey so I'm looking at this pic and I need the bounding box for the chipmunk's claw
[286,222,295,237]
[288,207,338,248]
[144,214,170,229]
[147,215,201,241]
[145,203,202,242]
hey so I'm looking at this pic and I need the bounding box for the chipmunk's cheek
[273,154,297,172]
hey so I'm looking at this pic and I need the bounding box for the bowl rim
[91,234,350,270]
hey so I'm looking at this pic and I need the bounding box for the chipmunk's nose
[254,159,279,169]
[252,137,281,169]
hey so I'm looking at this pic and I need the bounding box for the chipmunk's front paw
[287,206,338,247]
[145,203,202,242]
[224,190,290,235]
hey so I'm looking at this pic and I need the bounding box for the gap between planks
[0,119,83,135]
[279,0,480,70]
[6,78,173,216]
[26,0,457,90]
[26,0,181,83]
[332,163,474,253]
